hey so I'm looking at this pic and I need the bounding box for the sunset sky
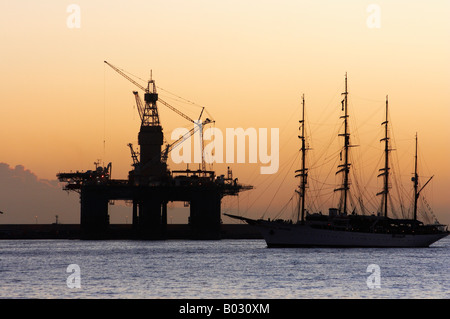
[0,1,449,225]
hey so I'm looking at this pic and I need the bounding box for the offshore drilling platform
[57,62,252,239]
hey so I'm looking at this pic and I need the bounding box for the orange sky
[0,1,449,225]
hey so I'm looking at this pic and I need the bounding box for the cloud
[0,163,79,224]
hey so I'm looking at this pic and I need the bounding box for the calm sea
[0,237,448,299]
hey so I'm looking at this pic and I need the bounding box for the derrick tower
[104,61,166,182]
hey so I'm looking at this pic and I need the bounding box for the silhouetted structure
[57,63,251,239]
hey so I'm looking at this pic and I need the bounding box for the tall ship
[227,74,448,247]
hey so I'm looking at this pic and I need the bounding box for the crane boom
[158,98,196,123]
[161,118,212,163]
[106,61,212,170]
[104,61,147,92]
[128,143,140,167]
[133,91,145,121]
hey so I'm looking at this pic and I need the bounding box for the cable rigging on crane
[104,61,213,171]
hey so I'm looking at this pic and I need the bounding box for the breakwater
[0,224,262,240]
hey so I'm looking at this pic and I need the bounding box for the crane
[133,91,203,125]
[128,143,140,167]
[161,118,212,164]
[105,61,212,171]
[158,98,199,124]
[133,117,213,176]
[104,61,148,92]
[105,61,160,126]
[132,91,145,122]
[105,61,206,127]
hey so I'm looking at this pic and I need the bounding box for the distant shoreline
[0,224,262,240]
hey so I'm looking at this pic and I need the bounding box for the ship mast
[335,73,351,215]
[377,96,390,217]
[412,133,434,222]
[413,133,419,221]
[295,94,308,224]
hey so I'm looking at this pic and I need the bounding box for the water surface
[0,237,448,298]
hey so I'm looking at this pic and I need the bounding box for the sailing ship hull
[254,221,448,248]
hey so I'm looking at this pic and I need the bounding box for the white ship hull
[255,221,448,248]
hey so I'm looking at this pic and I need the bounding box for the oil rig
[57,62,252,239]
